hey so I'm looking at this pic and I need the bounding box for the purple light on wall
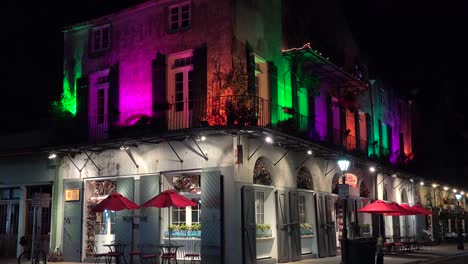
[312,84,329,141]
[118,62,153,125]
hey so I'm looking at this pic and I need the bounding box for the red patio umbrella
[384,203,417,216]
[139,190,197,243]
[358,200,408,214]
[93,192,139,212]
[411,204,432,215]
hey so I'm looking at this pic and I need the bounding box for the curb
[404,252,468,264]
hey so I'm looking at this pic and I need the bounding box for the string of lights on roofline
[282,42,367,83]
[269,134,468,199]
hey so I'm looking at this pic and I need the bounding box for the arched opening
[253,158,272,186]
[297,167,314,190]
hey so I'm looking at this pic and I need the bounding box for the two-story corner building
[1,0,453,263]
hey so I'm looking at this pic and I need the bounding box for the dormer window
[169,2,191,32]
[91,25,110,52]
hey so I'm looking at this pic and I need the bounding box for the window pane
[175,72,183,82]
[181,19,190,28]
[176,102,183,112]
[176,93,183,102]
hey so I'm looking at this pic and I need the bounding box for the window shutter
[193,45,207,125]
[326,94,333,142]
[108,64,119,124]
[246,43,256,95]
[152,53,167,128]
[76,76,89,120]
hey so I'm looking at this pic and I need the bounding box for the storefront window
[85,179,116,256]
[255,192,265,224]
[299,195,306,224]
[169,174,201,226]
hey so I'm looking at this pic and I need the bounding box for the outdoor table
[104,243,128,264]
[154,244,184,264]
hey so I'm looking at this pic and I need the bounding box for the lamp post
[455,193,464,250]
[338,158,350,264]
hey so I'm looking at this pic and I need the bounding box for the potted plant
[300,223,314,236]
[256,224,272,238]
[188,223,201,238]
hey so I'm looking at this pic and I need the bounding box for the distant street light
[455,193,464,250]
[338,158,350,264]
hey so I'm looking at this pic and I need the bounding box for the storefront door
[316,194,337,257]
[275,190,301,262]
[63,180,83,262]
[0,200,19,258]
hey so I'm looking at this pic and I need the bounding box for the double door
[0,200,20,258]
[316,194,337,258]
[276,190,301,263]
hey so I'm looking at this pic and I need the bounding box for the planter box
[256,229,272,238]
[300,229,314,236]
[165,230,201,238]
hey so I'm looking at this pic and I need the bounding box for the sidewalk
[1,242,467,264]
[292,242,468,264]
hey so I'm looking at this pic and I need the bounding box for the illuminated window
[91,25,110,52]
[169,2,191,32]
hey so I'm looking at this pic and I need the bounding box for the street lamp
[338,158,350,264]
[455,193,464,250]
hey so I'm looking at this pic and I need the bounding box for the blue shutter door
[241,186,256,264]
[139,175,160,245]
[289,191,301,261]
[115,177,134,249]
[276,190,289,262]
[63,180,83,262]
[200,171,223,264]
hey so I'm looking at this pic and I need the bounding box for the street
[422,253,468,264]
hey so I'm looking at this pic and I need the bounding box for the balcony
[45,95,396,163]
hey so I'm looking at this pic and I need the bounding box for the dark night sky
[0,0,466,185]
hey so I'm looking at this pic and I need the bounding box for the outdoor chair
[93,245,110,264]
[128,244,144,264]
[160,241,178,264]
[184,241,200,263]
[139,244,160,264]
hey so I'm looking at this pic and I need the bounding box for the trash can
[347,237,377,264]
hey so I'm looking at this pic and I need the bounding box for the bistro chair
[139,244,160,264]
[160,241,178,264]
[184,242,200,263]
[106,241,128,264]
[128,244,144,264]
[93,244,110,264]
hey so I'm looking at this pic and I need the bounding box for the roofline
[62,0,176,32]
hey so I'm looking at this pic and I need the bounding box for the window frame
[255,192,265,224]
[168,1,192,33]
[90,24,111,53]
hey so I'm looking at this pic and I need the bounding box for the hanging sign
[339,173,358,188]
[338,184,349,200]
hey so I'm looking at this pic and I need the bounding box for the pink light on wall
[117,62,153,126]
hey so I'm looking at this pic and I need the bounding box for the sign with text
[338,184,349,200]
[339,173,358,188]
[65,189,80,202]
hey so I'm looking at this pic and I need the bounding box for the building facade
[1,0,467,263]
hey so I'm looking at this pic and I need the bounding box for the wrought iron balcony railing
[49,95,396,162]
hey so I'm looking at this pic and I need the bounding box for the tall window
[255,192,265,224]
[298,195,306,224]
[169,2,191,32]
[91,25,110,52]
[170,174,201,226]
